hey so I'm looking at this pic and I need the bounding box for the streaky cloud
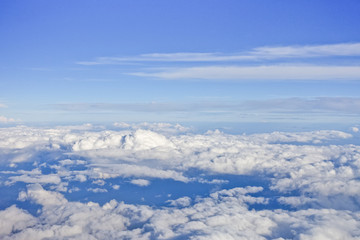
[130,65,360,80]
[77,42,360,65]
[52,97,360,115]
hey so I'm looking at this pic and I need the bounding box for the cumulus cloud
[113,122,191,136]
[167,196,192,207]
[0,205,36,237]
[18,183,68,206]
[2,185,360,239]
[0,124,360,238]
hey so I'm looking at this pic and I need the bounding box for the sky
[1,0,360,124]
[2,2,360,239]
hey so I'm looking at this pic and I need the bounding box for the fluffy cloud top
[0,123,360,239]
[1,184,359,239]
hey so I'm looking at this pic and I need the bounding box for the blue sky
[1,0,360,124]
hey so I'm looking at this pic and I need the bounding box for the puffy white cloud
[113,122,190,136]
[1,124,360,239]
[167,196,192,207]
[130,179,150,187]
[0,124,359,203]
[0,205,36,237]
[1,178,360,239]
[18,183,68,206]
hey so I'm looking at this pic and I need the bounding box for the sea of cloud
[0,123,360,239]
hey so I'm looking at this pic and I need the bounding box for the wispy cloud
[250,42,360,59]
[53,97,360,114]
[77,42,360,65]
[131,65,360,80]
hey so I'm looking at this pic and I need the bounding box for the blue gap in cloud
[61,169,294,211]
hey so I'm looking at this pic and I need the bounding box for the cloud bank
[0,123,360,239]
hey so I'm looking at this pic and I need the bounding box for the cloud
[113,122,190,136]
[0,124,360,238]
[4,185,360,239]
[52,97,360,117]
[0,116,16,123]
[76,42,360,65]
[0,205,37,237]
[7,173,61,185]
[18,183,68,206]
[250,42,360,59]
[130,179,150,187]
[131,65,360,80]
[87,187,108,193]
[166,196,191,207]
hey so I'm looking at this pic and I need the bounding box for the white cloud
[7,173,61,185]
[77,42,360,65]
[251,42,360,59]
[0,125,358,200]
[131,65,360,81]
[89,163,189,182]
[0,123,360,239]
[0,205,36,237]
[167,196,191,207]
[113,122,191,136]
[87,187,108,193]
[130,179,150,187]
[0,124,359,218]
[18,183,68,206]
[351,127,359,133]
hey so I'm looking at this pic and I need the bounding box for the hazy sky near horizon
[1,0,360,123]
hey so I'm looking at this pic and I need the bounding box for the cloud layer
[0,123,360,239]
